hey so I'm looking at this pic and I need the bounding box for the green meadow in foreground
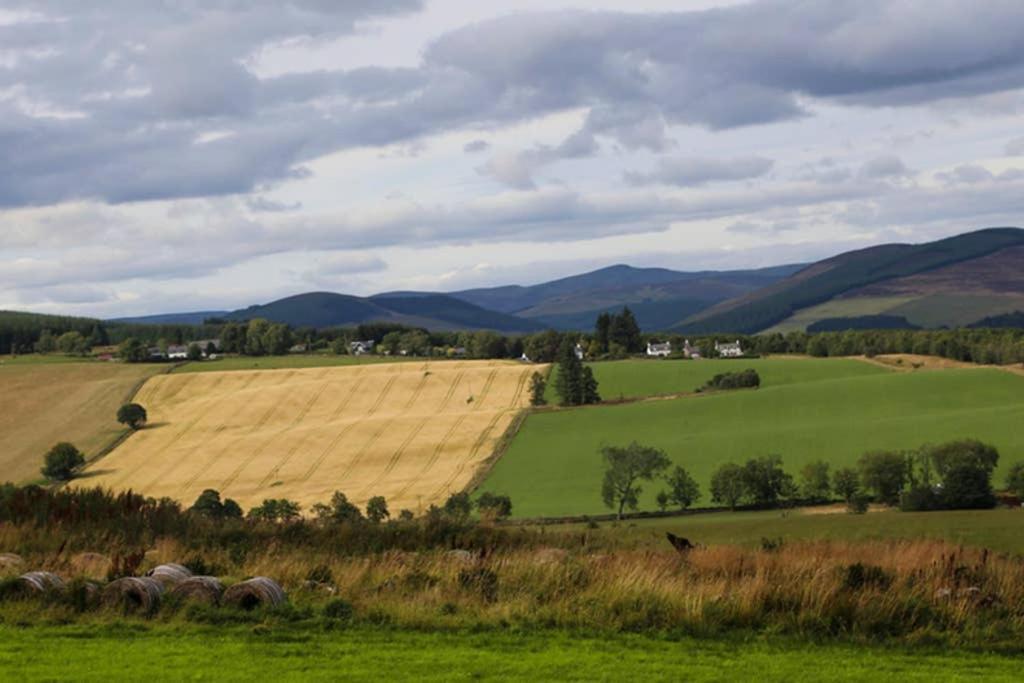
[484,367,1024,517]
[2,625,1021,682]
[545,507,1024,555]
[545,356,887,401]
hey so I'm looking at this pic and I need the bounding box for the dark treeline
[0,483,528,558]
[6,306,1024,367]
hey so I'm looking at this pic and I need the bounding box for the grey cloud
[463,140,490,153]
[859,155,911,179]
[625,157,774,187]
[937,164,994,184]
[4,2,1024,206]
[1006,137,1024,155]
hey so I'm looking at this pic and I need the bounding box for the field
[79,360,537,512]
[483,366,1024,517]
[546,356,886,401]
[0,360,162,484]
[2,625,1021,682]
[172,354,416,374]
[760,296,916,333]
[543,507,1024,554]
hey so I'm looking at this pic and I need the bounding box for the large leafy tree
[600,442,671,519]
[117,403,148,430]
[664,466,701,510]
[710,463,747,510]
[41,442,86,481]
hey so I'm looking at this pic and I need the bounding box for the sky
[3,0,1024,318]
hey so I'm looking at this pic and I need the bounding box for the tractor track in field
[256,382,331,489]
[430,410,505,501]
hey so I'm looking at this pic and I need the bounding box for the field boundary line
[462,408,531,495]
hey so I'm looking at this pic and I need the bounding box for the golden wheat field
[0,361,162,484]
[80,360,539,512]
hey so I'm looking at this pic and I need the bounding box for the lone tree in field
[117,403,148,430]
[600,442,671,519]
[664,465,701,510]
[710,462,747,510]
[529,371,547,406]
[41,442,86,481]
[366,496,390,523]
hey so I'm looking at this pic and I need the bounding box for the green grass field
[171,353,414,373]
[543,507,1024,554]
[546,356,886,402]
[2,625,1020,682]
[484,367,1024,517]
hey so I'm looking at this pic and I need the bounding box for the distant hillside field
[480,364,1024,517]
[544,357,885,402]
[0,360,162,484]
[80,360,538,512]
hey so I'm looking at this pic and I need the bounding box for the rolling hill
[448,263,803,330]
[678,227,1024,334]
[224,292,542,333]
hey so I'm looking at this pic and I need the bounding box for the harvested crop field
[80,360,538,512]
[0,361,162,484]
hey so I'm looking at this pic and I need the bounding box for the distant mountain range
[110,227,1024,334]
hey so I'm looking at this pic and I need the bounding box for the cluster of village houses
[142,337,744,362]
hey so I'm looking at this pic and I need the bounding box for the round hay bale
[169,576,224,605]
[145,563,193,587]
[70,553,112,580]
[0,553,24,576]
[101,577,164,614]
[223,577,286,610]
[15,571,65,596]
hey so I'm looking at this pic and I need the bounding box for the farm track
[80,361,543,511]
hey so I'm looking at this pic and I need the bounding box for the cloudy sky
[3,0,1024,317]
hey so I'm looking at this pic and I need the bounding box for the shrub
[41,442,85,481]
[1006,462,1024,498]
[700,369,760,392]
[365,496,389,523]
[476,492,512,521]
[322,598,355,622]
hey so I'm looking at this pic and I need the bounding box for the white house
[715,340,744,358]
[350,340,376,355]
[646,341,672,357]
[167,345,189,360]
[682,339,701,359]
[574,342,585,360]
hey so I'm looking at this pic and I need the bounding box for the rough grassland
[547,356,886,402]
[483,368,1024,517]
[0,361,161,484]
[1,626,1021,682]
[80,360,537,512]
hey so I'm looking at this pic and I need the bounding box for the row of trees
[600,439,1023,519]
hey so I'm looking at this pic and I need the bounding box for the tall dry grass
[7,535,1021,646]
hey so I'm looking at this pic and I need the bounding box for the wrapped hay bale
[145,563,193,587]
[223,577,286,610]
[6,571,65,599]
[101,576,164,614]
[0,553,25,575]
[70,553,112,580]
[170,576,224,605]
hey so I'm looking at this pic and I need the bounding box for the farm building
[350,340,375,355]
[715,340,744,358]
[646,341,672,357]
[167,345,189,360]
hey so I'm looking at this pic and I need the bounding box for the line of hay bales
[0,556,285,615]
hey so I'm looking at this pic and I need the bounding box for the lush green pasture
[485,368,1024,517]
[547,356,886,401]
[547,507,1024,554]
[172,353,413,373]
[1,625,1020,682]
